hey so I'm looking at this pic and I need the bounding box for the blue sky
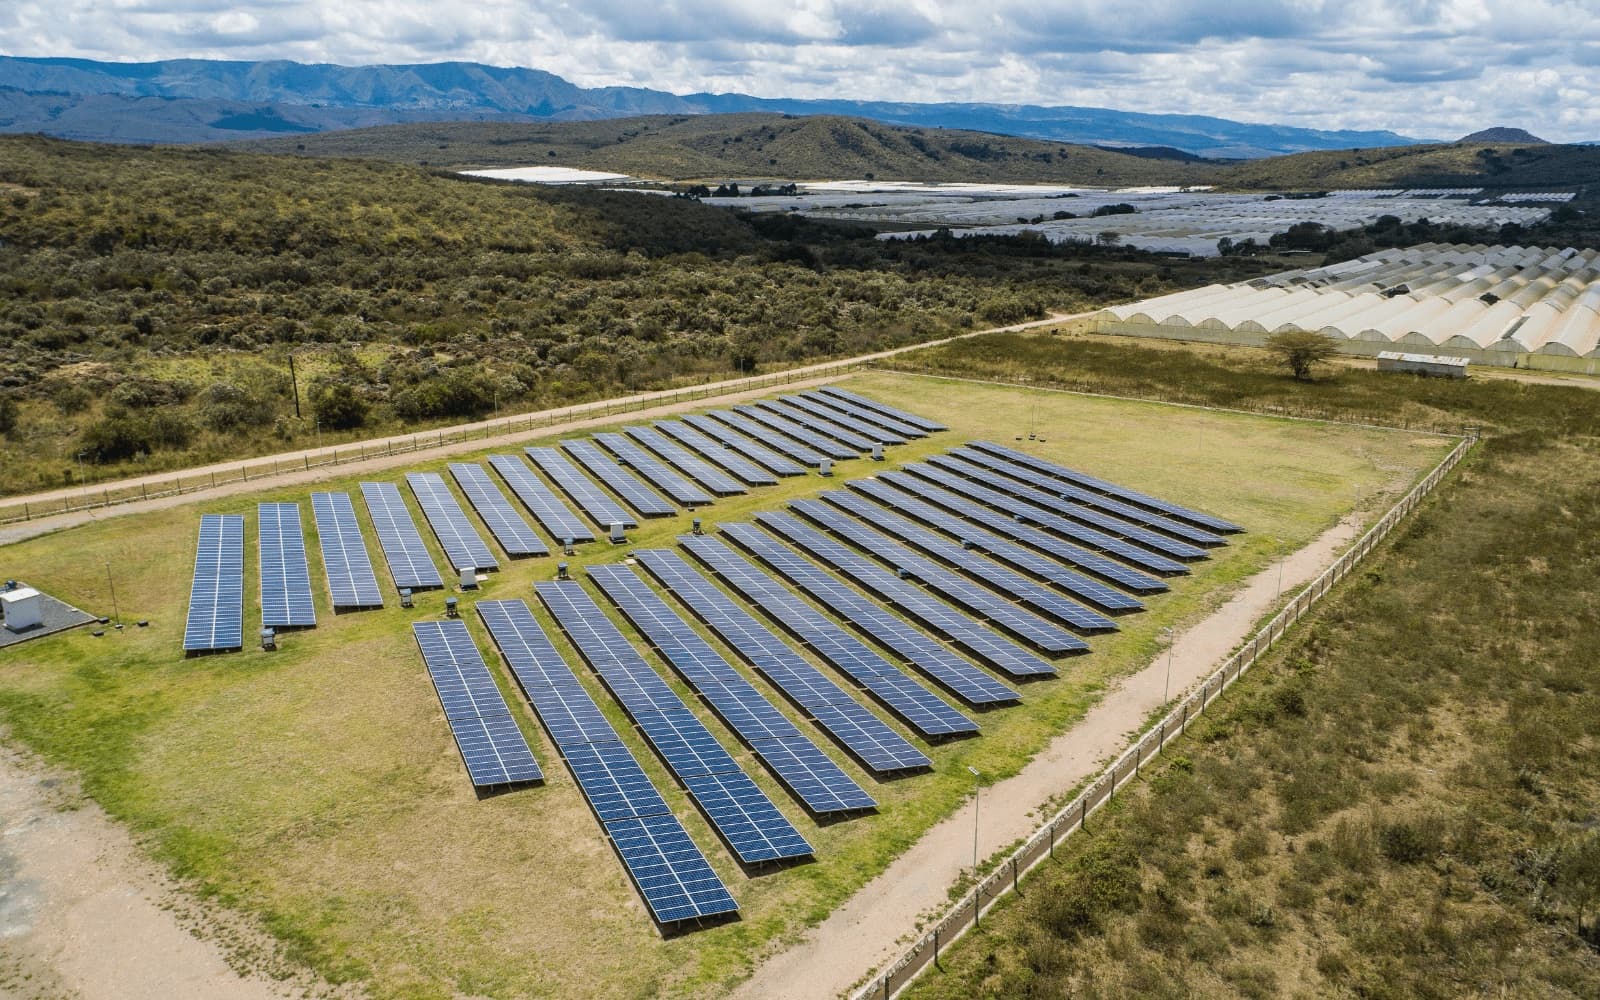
[3,0,1597,140]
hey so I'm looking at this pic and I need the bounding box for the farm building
[1094,243,1600,373]
[1376,352,1470,378]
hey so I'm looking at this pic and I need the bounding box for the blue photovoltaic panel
[776,395,907,445]
[623,426,746,496]
[589,564,876,815]
[654,421,781,486]
[525,447,638,529]
[679,415,807,477]
[720,523,1019,707]
[310,492,384,609]
[904,464,1188,576]
[758,399,881,450]
[881,470,1168,594]
[636,550,931,774]
[818,386,946,432]
[948,448,1225,547]
[561,440,678,517]
[360,481,443,590]
[258,502,316,628]
[795,392,925,440]
[791,499,1088,655]
[449,463,548,557]
[739,403,861,458]
[594,433,715,507]
[681,536,978,738]
[537,581,811,864]
[866,475,1144,613]
[487,454,594,543]
[833,484,1126,628]
[704,411,827,467]
[605,813,740,923]
[411,620,541,787]
[755,513,1058,679]
[968,441,1244,534]
[407,472,499,572]
[478,599,625,748]
[183,514,245,652]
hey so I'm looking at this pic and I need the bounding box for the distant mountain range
[0,55,1427,158]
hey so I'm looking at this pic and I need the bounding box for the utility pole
[1162,626,1175,705]
[288,353,302,419]
[967,766,982,873]
[105,561,121,626]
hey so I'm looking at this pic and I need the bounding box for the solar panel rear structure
[474,600,738,923]
[622,426,746,496]
[795,392,926,440]
[679,415,807,477]
[588,564,875,815]
[775,395,908,445]
[704,411,827,467]
[360,482,443,590]
[681,535,978,738]
[407,472,500,572]
[258,502,316,628]
[448,463,548,557]
[757,399,882,450]
[535,581,812,864]
[560,439,678,517]
[755,513,1058,680]
[818,387,946,432]
[968,440,1244,534]
[310,492,384,609]
[486,454,594,543]
[594,433,715,507]
[525,447,638,529]
[183,514,245,652]
[635,550,931,774]
[733,404,858,459]
[411,619,542,787]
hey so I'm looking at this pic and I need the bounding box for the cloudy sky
[4,0,1598,140]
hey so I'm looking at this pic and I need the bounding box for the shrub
[198,381,274,432]
[310,379,368,430]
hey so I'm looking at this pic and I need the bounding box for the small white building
[1376,351,1470,379]
[1,587,44,632]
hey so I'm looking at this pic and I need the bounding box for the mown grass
[0,372,1448,999]
[899,340,1600,999]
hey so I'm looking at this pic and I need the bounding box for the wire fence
[852,430,1477,1000]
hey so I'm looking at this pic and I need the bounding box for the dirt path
[732,512,1365,1000]
[0,743,344,1000]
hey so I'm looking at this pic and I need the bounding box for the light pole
[1277,544,1285,600]
[105,561,120,627]
[967,766,981,873]
[75,451,89,507]
[1162,626,1175,705]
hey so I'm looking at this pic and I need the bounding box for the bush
[310,379,368,430]
[198,381,274,432]
[80,405,194,461]
[0,394,16,436]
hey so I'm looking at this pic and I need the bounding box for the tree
[310,380,368,430]
[1264,331,1338,381]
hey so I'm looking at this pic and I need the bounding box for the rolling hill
[1216,141,1600,192]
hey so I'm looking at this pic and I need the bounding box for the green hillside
[1218,141,1600,193]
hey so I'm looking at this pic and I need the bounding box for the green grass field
[0,372,1452,999]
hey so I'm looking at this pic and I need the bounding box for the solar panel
[947,447,1225,547]
[411,620,541,787]
[927,455,1209,561]
[594,433,715,506]
[635,550,931,774]
[525,447,638,529]
[776,395,907,445]
[738,403,861,458]
[310,492,384,609]
[790,499,1089,655]
[653,421,782,486]
[360,482,444,590]
[449,463,548,557]
[865,474,1144,613]
[881,470,1168,594]
[535,580,811,864]
[183,514,244,652]
[588,564,875,815]
[623,426,746,496]
[486,454,595,543]
[818,387,946,432]
[258,502,316,628]
[604,813,740,923]
[678,415,807,477]
[704,410,827,467]
[755,513,1057,679]
[720,524,1020,707]
[903,465,1188,576]
[968,441,1244,534]
[406,473,500,572]
[477,599,626,748]
[795,392,925,440]
[560,440,678,517]
[681,535,978,737]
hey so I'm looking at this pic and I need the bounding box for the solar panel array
[360,481,443,590]
[654,420,781,485]
[476,600,738,923]
[588,564,875,814]
[679,415,808,476]
[407,472,500,572]
[560,439,678,517]
[525,447,638,529]
[183,514,245,652]
[594,433,715,507]
[536,580,812,864]
[258,502,316,628]
[681,535,979,738]
[757,399,879,451]
[448,463,548,557]
[412,619,542,787]
[735,404,858,459]
[311,492,384,609]
[819,386,947,432]
[776,395,906,445]
[706,410,826,466]
[795,391,926,440]
[636,549,931,773]
[622,426,746,496]
[487,453,594,543]
[720,524,1019,707]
